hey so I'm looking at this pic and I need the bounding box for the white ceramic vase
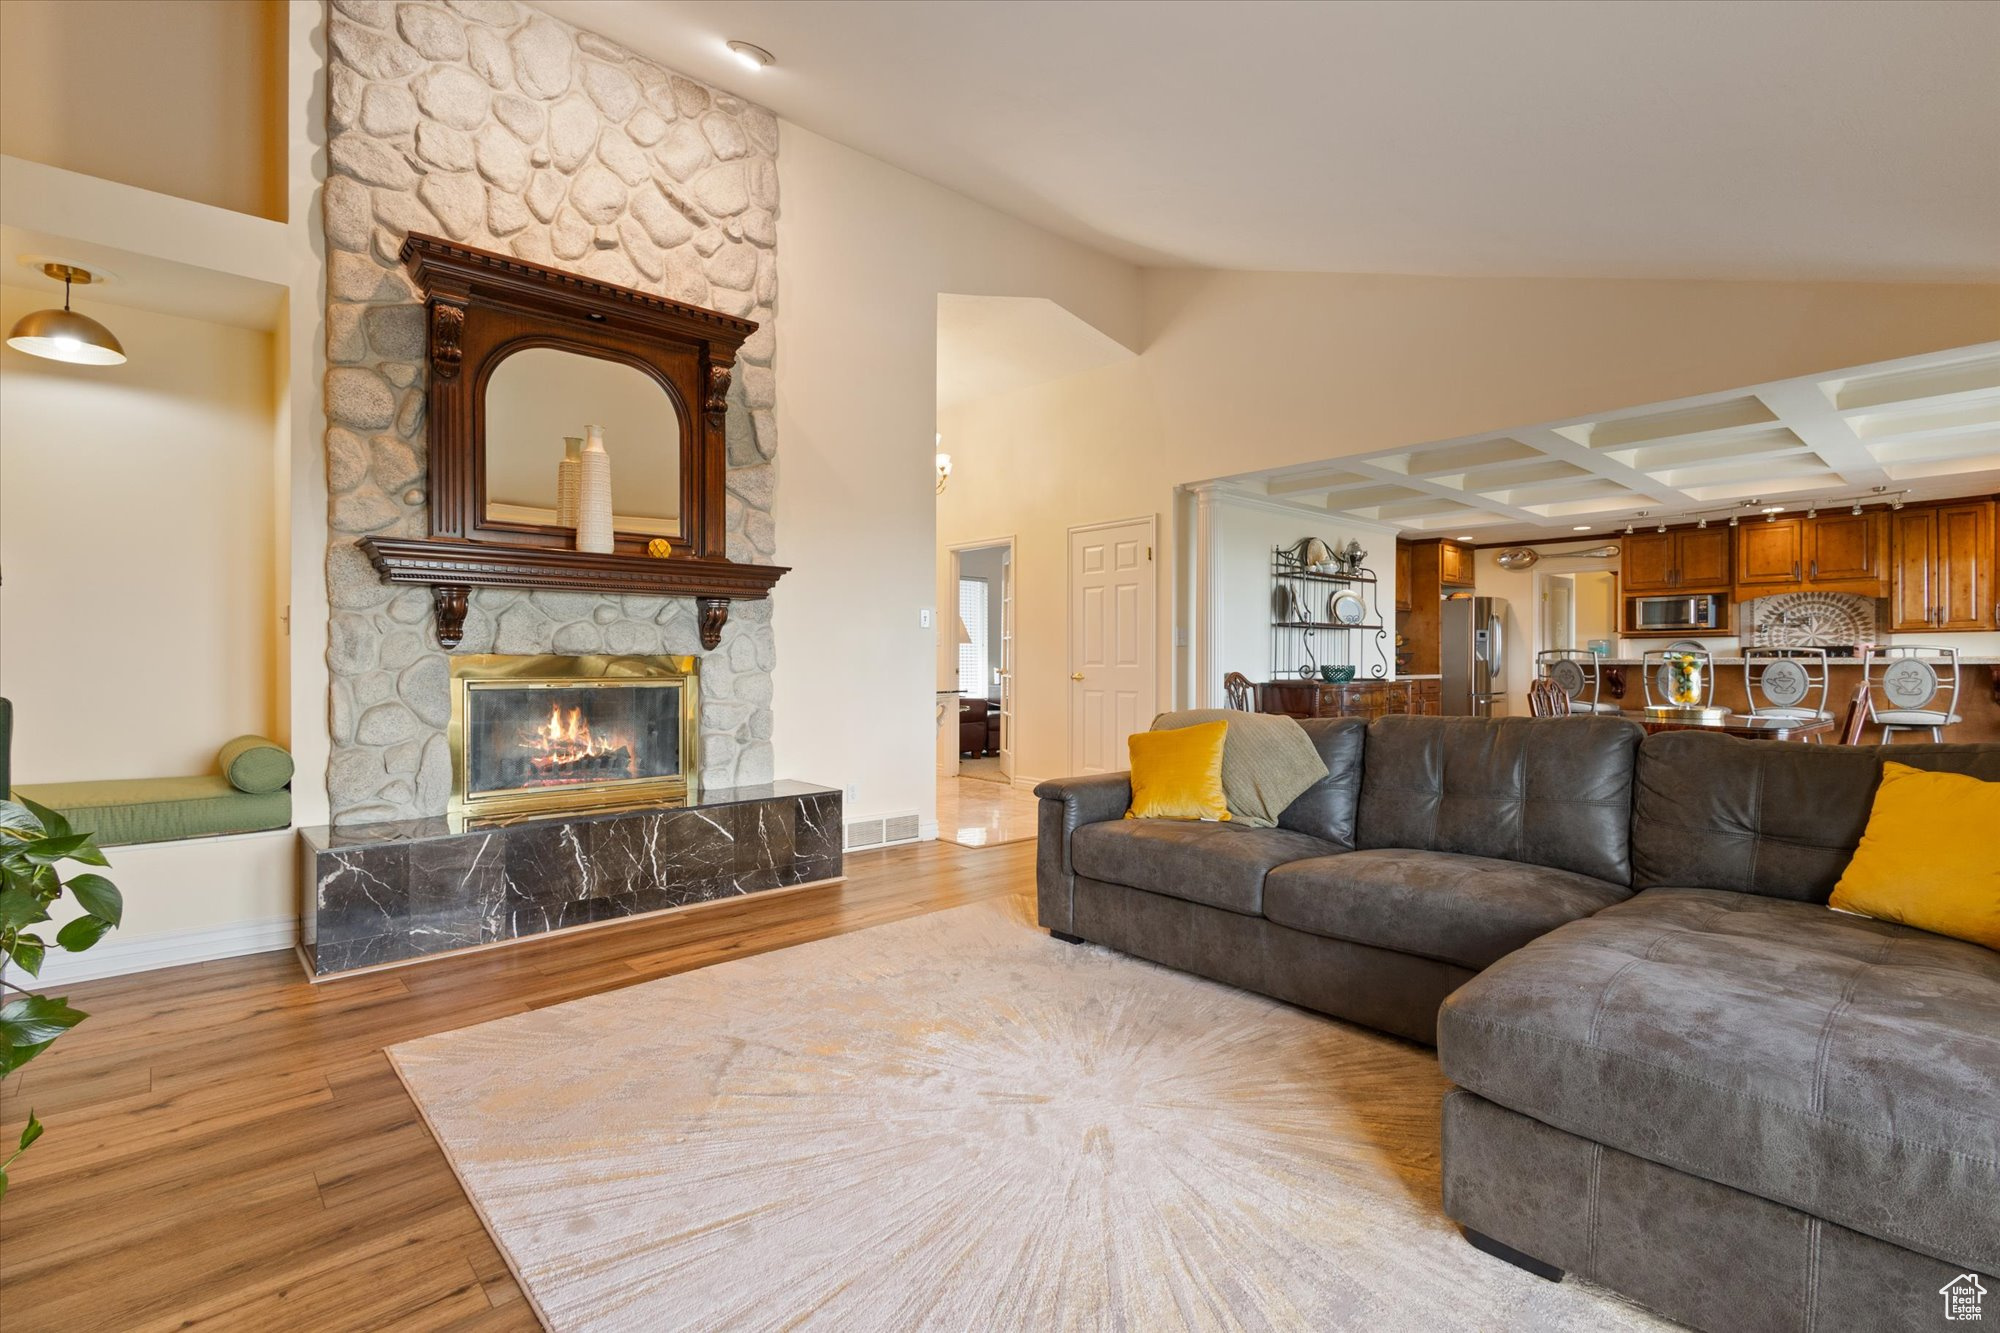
[556,436,582,528]
[576,425,613,553]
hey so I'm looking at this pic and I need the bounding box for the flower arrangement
[1664,652,1704,706]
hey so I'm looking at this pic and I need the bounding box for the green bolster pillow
[217,736,294,794]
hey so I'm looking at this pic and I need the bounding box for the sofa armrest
[1034,773,1132,934]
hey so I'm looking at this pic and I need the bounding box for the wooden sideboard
[1258,678,1441,720]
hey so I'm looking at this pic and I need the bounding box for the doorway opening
[1540,570,1618,655]
[947,538,1015,786]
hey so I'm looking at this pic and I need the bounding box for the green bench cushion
[12,776,290,847]
[217,735,294,794]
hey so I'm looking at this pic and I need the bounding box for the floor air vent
[845,812,923,850]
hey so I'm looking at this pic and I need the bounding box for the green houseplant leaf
[0,995,88,1048]
[54,915,113,953]
[4,933,46,977]
[65,874,123,926]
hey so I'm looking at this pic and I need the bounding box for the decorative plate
[1548,659,1586,698]
[1754,591,1876,647]
[1328,591,1367,625]
[1758,659,1811,708]
[1880,659,1939,710]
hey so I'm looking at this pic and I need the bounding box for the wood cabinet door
[1936,501,1995,630]
[1676,527,1733,588]
[1889,507,1938,630]
[1620,533,1676,591]
[1395,544,1412,611]
[1439,542,1473,587]
[1807,512,1882,585]
[1735,520,1802,586]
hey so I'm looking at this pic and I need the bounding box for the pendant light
[7,263,126,366]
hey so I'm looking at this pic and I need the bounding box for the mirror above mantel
[359,234,787,650]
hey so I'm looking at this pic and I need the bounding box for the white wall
[1,287,282,781]
[1208,494,1399,690]
[772,122,1142,828]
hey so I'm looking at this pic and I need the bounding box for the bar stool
[1864,645,1962,743]
[1743,646,1834,742]
[1535,649,1621,715]
[1642,647,1715,707]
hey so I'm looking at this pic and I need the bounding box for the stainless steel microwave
[1627,593,1724,633]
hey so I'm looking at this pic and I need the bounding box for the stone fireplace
[449,654,697,818]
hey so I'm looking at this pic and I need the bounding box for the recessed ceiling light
[1761,505,1784,513]
[1456,535,1474,541]
[1572,525,1591,532]
[726,39,775,70]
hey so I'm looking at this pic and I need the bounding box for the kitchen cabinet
[1622,528,1731,592]
[1728,508,1880,592]
[1891,500,1995,632]
[1438,541,1474,587]
[1395,544,1412,611]
[1734,512,1886,595]
[1735,520,1803,586]
[1807,511,1886,588]
[1259,678,1440,720]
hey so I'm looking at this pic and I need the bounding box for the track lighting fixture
[1851,503,1863,516]
[1696,518,1708,528]
[1728,515,1738,527]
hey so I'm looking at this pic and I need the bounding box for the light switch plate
[919,608,932,629]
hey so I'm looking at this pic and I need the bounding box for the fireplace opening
[449,655,698,817]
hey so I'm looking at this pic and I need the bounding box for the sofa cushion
[1151,709,1329,828]
[1276,717,1367,848]
[1437,887,2000,1272]
[1631,731,2000,902]
[1068,820,1341,916]
[1357,715,1643,885]
[1264,849,1629,971]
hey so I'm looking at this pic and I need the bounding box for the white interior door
[998,546,1015,782]
[1070,518,1157,775]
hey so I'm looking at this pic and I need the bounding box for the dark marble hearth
[297,782,842,977]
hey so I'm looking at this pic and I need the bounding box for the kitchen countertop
[1595,656,2000,667]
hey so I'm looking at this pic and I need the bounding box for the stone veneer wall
[322,0,778,823]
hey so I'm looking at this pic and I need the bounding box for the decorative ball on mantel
[647,537,673,559]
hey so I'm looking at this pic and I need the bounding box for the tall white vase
[556,436,583,529]
[575,425,614,553]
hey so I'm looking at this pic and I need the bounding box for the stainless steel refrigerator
[1440,595,1507,716]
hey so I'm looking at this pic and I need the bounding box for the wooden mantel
[359,538,788,649]
[367,234,786,650]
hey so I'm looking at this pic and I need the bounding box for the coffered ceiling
[1211,344,2000,543]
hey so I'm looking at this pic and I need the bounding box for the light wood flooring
[936,774,1040,848]
[0,839,1035,1332]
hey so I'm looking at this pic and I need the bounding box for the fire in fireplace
[449,655,699,817]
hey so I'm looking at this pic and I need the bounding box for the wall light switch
[919,608,932,629]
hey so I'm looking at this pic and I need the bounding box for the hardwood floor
[0,839,1035,1332]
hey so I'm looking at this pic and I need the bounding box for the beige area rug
[391,900,1677,1332]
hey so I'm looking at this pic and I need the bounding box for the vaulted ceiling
[542,0,2000,281]
[1214,344,2000,542]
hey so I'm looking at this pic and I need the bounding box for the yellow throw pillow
[1126,721,1231,822]
[1829,762,2000,950]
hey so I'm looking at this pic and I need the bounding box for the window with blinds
[958,577,989,695]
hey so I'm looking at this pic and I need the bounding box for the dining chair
[1527,677,1572,717]
[1641,647,1715,707]
[1222,672,1255,712]
[1743,646,1833,743]
[1863,645,1963,743]
[1534,649,1620,715]
[1837,681,1873,745]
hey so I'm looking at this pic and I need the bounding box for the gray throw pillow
[1150,709,1328,828]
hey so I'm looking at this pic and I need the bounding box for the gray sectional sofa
[1035,715,1999,1333]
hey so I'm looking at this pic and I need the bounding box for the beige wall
[0,0,288,220]
[772,122,1143,829]
[940,268,2000,759]
[1,286,282,783]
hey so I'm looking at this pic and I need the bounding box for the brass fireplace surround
[448,654,699,819]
